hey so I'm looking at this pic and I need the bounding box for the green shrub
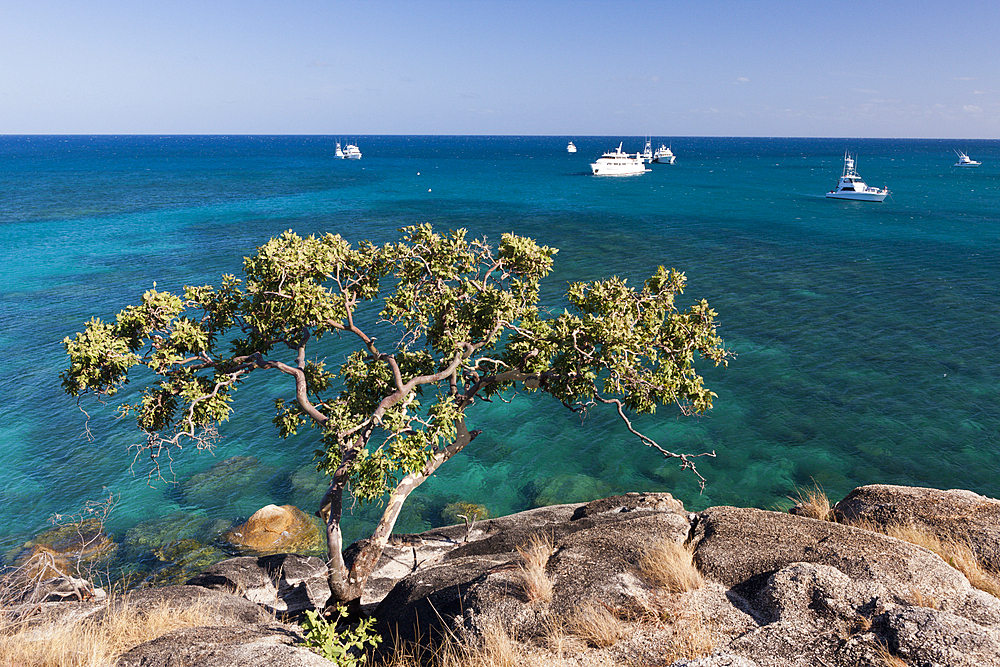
[301,605,382,666]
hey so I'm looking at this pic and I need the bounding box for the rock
[373,492,690,647]
[9,518,117,580]
[369,489,1000,667]
[533,472,614,506]
[23,575,107,603]
[13,484,1000,667]
[178,455,275,512]
[883,605,1000,667]
[670,655,761,667]
[223,504,324,555]
[833,484,1000,570]
[354,501,584,611]
[187,553,331,617]
[116,624,331,667]
[98,585,276,627]
[691,505,975,605]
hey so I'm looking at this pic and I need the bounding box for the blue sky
[2,0,997,137]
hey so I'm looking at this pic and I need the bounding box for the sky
[2,0,998,138]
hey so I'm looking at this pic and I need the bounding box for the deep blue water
[2,135,999,576]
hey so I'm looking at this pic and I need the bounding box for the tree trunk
[322,420,480,611]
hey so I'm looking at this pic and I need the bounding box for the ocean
[2,135,998,583]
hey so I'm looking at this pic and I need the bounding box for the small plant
[789,482,833,521]
[514,533,554,603]
[566,603,628,648]
[301,605,382,666]
[637,538,703,593]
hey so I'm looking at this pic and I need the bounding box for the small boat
[826,152,888,202]
[343,143,362,160]
[640,138,653,163]
[953,150,981,167]
[334,142,344,159]
[567,141,577,153]
[590,142,647,176]
[652,143,676,164]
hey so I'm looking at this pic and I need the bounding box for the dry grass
[653,605,714,664]
[637,538,703,593]
[854,522,1000,599]
[841,518,1000,599]
[565,602,628,648]
[0,595,218,667]
[874,639,908,667]
[514,533,554,603]
[903,588,940,610]
[380,623,544,667]
[789,483,834,521]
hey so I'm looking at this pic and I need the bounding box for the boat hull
[825,191,887,202]
[590,163,646,175]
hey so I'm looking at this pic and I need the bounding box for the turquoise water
[2,136,999,576]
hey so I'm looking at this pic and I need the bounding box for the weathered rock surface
[834,483,1000,570]
[374,492,692,646]
[223,504,324,555]
[11,484,1000,667]
[187,553,331,617]
[373,488,1000,667]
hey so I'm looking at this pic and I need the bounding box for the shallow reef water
[1,135,999,581]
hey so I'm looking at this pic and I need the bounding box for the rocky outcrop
[833,483,1000,570]
[9,485,1000,667]
[371,489,1000,667]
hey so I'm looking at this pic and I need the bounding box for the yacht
[334,142,344,159]
[640,138,653,163]
[652,143,676,164]
[567,141,577,153]
[953,150,981,167]
[343,143,362,160]
[590,143,647,175]
[826,152,888,202]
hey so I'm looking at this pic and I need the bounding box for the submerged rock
[8,518,117,580]
[223,504,324,556]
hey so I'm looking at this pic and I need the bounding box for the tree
[62,225,729,609]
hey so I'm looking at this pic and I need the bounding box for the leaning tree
[62,224,729,609]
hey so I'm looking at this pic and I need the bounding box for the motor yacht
[567,141,577,153]
[334,142,344,159]
[640,138,653,163]
[343,143,362,159]
[826,152,888,202]
[652,144,676,164]
[590,143,647,175]
[953,150,981,167]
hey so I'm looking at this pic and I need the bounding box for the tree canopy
[62,225,729,606]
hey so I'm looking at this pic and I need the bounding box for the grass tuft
[637,538,703,593]
[514,533,554,603]
[565,602,628,648]
[789,483,834,521]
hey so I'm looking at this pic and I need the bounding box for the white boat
[953,150,981,167]
[590,143,647,175]
[640,138,653,163]
[825,152,888,202]
[343,143,362,160]
[567,141,577,153]
[334,142,344,159]
[652,143,676,164]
